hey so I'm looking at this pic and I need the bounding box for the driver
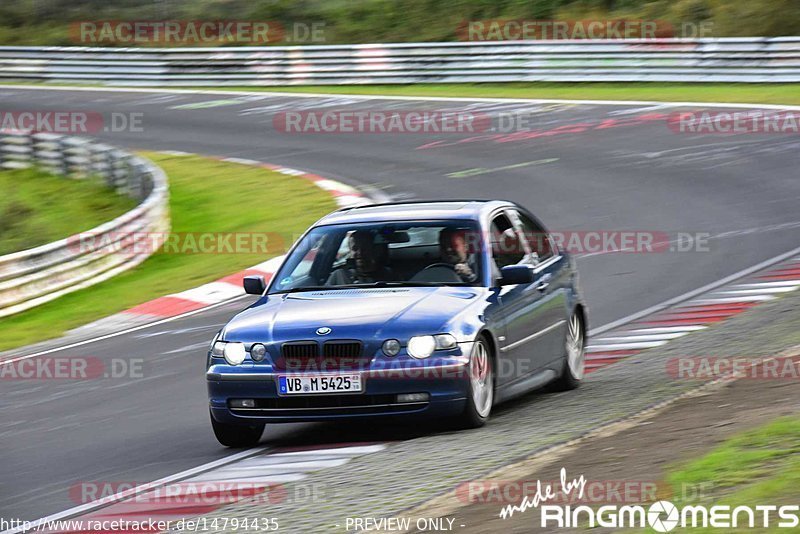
[439,228,478,283]
[327,230,394,285]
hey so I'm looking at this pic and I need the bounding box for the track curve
[1,86,798,522]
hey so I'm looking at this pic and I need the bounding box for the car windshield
[270,220,484,293]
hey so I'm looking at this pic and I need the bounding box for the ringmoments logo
[499,468,800,531]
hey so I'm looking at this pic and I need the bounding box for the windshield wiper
[275,284,388,294]
[276,286,334,294]
[274,281,469,294]
[366,281,469,287]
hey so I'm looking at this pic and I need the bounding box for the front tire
[455,338,494,428]
[210,411,264,447]
[551,312,585,391]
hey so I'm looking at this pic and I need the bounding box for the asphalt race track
[1,86,799,523]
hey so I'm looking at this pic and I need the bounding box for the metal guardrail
[0,37,798,84]
[0,131,170,318]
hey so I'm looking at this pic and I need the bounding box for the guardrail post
[0,131,33,170]
[32,132,65,175]
[129,159,147,200]
[90,143,114,186]
[110,150,130,194]
[63,137,92,178]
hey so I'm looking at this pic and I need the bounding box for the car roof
[316,200,516,226]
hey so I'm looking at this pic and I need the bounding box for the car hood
[222,286,484,343]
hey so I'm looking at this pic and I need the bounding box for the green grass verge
[0,153,337,351]
[3,81,799,106]
[0,167,137,255]
[198,83,800,106]
[664,415,800,532]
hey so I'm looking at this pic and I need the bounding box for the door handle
[535,274,552,292]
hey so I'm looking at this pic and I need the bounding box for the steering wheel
[421,263,457,272]
[411,263,463,283]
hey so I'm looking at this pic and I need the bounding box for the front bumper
[207,349,472,424]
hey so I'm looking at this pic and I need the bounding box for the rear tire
[210,411,264,447]
[455,337,494,429]
[551,312,585,391]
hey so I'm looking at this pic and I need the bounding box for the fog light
[230,399,256,408]
[382,339,401,357]
[250,343,267,362]
[396,393,430,403]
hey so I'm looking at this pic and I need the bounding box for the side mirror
[499,265,534,286]
[243,275,266,295]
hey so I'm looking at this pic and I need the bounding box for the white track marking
[265,444,387,456]
[185,471,309,483]
[733,281,800,288]
[0,444,387,533]
[586,340,669,351]
[222,157,261,165]
[625,326,708,334]
[0,446,270,534]
[589,244,800,337]
[195,458,351,473]
[314,179,361,194]
[172,281,245,304]
[717,287,799,295]
[594,332,691,343]
[1,84,799,111]
[693,295,776,304]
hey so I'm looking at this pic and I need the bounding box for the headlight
[250,343,267,362]
[407,334,458,359]
[223,342,247,365]
[211,341,225,358]
[382,339,401,357]
[408,336,436,359]
[434,334,457,350]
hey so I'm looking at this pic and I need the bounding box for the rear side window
[515,211,554,262]
[489,213,525,269]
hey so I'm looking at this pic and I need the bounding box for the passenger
[327,230,394,285]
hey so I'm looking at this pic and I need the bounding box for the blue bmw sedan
[207,200,587,446]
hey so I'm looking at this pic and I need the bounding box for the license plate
[278,374,362,395]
